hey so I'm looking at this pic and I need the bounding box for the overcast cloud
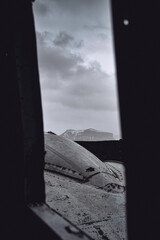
[33,0,121,137]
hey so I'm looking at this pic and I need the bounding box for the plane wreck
[44,133,125,194]
[44,132,127,240]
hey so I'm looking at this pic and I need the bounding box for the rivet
[123,19,129,26]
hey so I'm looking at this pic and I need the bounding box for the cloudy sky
[33,0,121,138]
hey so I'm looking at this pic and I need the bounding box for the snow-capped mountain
[60,128,115,141]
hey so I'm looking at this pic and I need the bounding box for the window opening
[33,1,126,240]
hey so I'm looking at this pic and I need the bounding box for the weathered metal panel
[45,133,125,193]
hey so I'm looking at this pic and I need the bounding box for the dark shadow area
[76,140,124,162]
[2,0,160,239]
[112,1,160,239]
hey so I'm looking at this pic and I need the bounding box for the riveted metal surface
[44,133,125,193]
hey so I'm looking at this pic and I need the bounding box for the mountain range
[60,128,115,141]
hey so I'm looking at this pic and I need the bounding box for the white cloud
[33,0,121,136]
[37,33,117,110]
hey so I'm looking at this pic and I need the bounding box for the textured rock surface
[60,128,114,141]
[44,162,127,240]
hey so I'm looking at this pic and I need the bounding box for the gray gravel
[44,163,127,240]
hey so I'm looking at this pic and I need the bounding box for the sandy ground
[44,163,127,240]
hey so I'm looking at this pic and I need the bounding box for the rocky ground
[44,163,127,240]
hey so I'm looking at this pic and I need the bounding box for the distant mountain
[113,134,121,140]
[47,131,57,135]
[60,128,115,141]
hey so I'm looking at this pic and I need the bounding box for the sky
[33,0,121,138]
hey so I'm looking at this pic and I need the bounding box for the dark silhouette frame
[112,1,160,239]
[1,1,159,239]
